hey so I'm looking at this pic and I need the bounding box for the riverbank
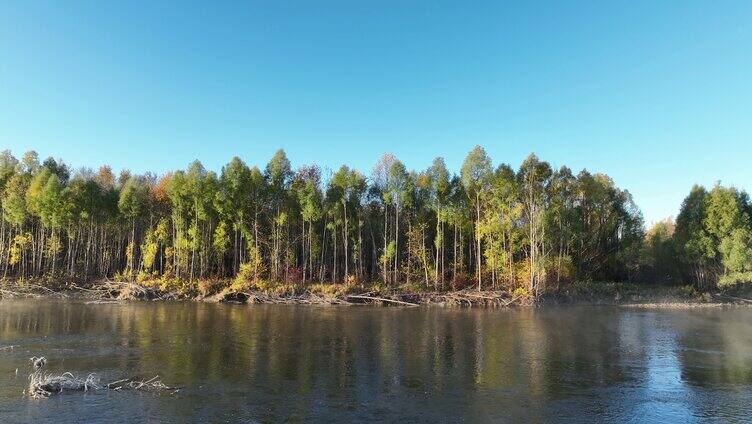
[2,278,750,307]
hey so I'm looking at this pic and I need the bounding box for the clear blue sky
[1,1,751,225]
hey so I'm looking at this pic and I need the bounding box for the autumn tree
[461,146,492,290]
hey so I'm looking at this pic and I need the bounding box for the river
[0,301,751,423]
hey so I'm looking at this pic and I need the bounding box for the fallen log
[347,294,419,306]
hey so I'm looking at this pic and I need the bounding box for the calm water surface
[0,301,751,423]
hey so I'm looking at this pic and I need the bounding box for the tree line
[0,146,747,294]
[643,184,752,289]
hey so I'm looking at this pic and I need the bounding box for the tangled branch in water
[106,376,179,394]
[25,357,179,398]
[26,357,100,398]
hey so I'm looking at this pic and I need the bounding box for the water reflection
[1,302,751,423]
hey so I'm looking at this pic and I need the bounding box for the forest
[0,146,750,297]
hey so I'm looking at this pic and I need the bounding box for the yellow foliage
[232,263,253,290]
[45,233,62,259]
[9,233,31,265]
[516,260,532,288]
[141,235,159,271]
[308,283,355,297]
[125,241,135,269]
[512,286,530,298]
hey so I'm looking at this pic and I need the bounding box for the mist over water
[1,301,751,423]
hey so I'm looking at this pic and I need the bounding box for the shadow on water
[1,301,752,423]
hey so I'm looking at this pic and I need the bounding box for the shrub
[512,287,530,298]
[718,272,752,290]
[308,283,352,297]
[197,279,225,297]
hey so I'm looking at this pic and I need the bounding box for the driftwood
[106,375,179,394]
[2,278,532,307]
[0,287,43,299]
[501,295,521,307]
[26,283,67,298]
[417,290,528,307]
[69,281,177,301]
[0,283,69,299]
[346,295,419,306]
[209,288,353,305]
[1,280,176,301]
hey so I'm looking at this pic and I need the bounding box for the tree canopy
[1,147,743,294]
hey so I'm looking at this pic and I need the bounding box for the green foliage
[2,173,30,226]
[265,149,292,192]
[718,272,752,289]
[719,228,752,274]
[380,241,396,270]
[37,176,72,229]
[429,157,450,205]
[212,221,230,256]
[639,219,677,283]
[216,156,251,226]
[705,185,749,243]
[673,183,752,288]
[118,176,149,221]
[0,147,705,299]
[0,150,19,192]
[460,146,492,197]
[26,168,53,218]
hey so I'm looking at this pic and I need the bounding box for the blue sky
[1,1,750,225]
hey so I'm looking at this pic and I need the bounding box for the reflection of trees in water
[675,310,752,386]
[3,303,752,421]
[471,308,647,394]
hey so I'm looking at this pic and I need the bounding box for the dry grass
[26,357,99,398]
[24,356,179,398]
